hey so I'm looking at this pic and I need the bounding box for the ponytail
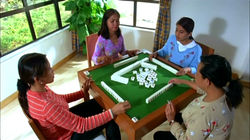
[17,79,30,117]
[226,79,243,108]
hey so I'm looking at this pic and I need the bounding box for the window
[113,1,134,26]
[111,0,159,29]
[0,0,66,56]
[0,0,23,12]
[30,5,58,38]
[0,13,33,54]
[136,2,159,29]
[59,1,71,27]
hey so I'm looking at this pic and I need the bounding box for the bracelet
[169,120,175,125]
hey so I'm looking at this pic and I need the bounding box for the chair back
[22,109,46,140]
[196,41,214,56]
[86,33,99,67]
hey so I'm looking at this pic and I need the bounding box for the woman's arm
[189,45,202,74]
[54,78,92,103]
[170,115,212,140]
[157,35,176,58]
[169,78,198,90]
[92,37,106,65]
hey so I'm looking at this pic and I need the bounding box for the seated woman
[150,17,202,75]
[92,8,138,65]
[154,55,243,140]
[17,53,131,140]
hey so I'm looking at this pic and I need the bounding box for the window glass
[0,13,32,55]
[30,5,58,38]
[0,0,23,13]
[59,1,71,27]
[136,2,159,29]
[27,0,51,6]
[112,0,133,26]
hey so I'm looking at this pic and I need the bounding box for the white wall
[122,0,249,81]
[0,27,73,102]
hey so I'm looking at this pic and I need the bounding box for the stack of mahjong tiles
[130,67,158,88]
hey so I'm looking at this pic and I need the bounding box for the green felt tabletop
[89,53,192,120]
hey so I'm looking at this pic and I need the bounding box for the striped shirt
[27,86,113,140]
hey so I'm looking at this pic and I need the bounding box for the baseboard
[1,91,18,109]
[0,51,77,109]
[241,80,250,88]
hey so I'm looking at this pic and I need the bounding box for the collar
[177,40,196,52]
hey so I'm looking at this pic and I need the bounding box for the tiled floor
[1,52,249,140]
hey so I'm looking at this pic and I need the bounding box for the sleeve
[44,102,114,133]
[120,35,127,55]
[189,45,202,74]
[197,87,206,95]
[46,86,84,103]
[170,109,219,140]
[157,35,174,57]
[92,37,105,65]
[60,90,85,103]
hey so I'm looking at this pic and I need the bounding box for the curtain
[72,31,80,51]
[153,0,172,52]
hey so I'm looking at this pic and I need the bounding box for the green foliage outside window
[0,14,33,55]
[30,5,58,38]
[0,0,23,12]
[0,1,69,56]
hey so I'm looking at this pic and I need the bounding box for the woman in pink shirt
[17,53,131,140]
[92,8,138,65]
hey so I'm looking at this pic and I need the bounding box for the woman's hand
[81,78,92,101]
[111,101,131,117]
[176,67,191,75]
[127,50,139,57]
[168,78,184,85]
[97,56,113,64]
[165,101,176,123]
[149,52,158,61]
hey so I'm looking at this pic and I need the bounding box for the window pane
[136,2,159,29]
[59,1,71,27]
[30,5,58,38]
[0,13,32,55]
[112,0,133,26]
[27,0,51,6]
[0,0,23,13]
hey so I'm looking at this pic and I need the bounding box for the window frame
[0,0,66,57]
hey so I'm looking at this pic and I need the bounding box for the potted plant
[63,0,110,50]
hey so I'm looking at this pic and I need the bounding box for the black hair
[17,53,48,117]
[98,8,121,39]
[200,55,243,108]
[176,17,195,40]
